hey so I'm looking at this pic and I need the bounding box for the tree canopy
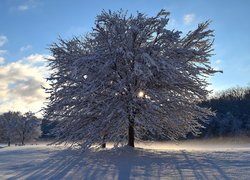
[44,9,219,149]
[0,111,41,146]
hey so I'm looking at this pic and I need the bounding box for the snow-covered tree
[44,9,220,149]
[0,111,21,146]
[0,111,41,146]
[15,112,42,145]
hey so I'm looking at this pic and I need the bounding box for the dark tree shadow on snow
[6,147,250,180]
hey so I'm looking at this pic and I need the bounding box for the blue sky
[0,0,250,114]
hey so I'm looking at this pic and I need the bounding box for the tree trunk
[101,134,106,148]
[128,118,135,147]
[101,143,106,148]
[22,137,25,145]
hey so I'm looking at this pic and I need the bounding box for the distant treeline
[1,86,250,145]
[0,112,41,146]
[199,86,250,138]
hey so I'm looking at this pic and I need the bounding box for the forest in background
[1,86,250,144]
[200,86,250,138]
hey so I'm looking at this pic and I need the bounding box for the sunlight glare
[138,91,144,98]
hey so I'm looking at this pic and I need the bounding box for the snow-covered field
[1,139,250,180]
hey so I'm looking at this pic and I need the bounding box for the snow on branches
[44,9,220,149]
[0,111,41,146]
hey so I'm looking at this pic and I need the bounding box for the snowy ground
[1,138,250,180]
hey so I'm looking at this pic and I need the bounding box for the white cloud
[17,0,40,12]
[215,59,221,64]
[0,50,8,55]
[0,55,50,117]
[0,35,8,47]
[212,59,222,71]
[0,57,5,64]
[24,54,52,64]
[183,14,195,25]
[20,45,32,52]
[18,5,29,11]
